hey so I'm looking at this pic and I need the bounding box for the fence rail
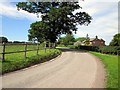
[0,43,46,61]
[0,49,40,54]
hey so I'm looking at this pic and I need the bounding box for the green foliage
[1,49,61,74]
[57,37,64,45]
[63,34,75,46]
[77,46,120,55]
[67,45,76,49]
[0,37,8,43]
[75,37,86,42]
[90,52,118,88]
[28,21,49,43]
[58,34,75,46]
[78,46,99,52]
[109,33,120,46]
[16,2,92,43]
[99,46,120,55]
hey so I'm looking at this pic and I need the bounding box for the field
[0,44,61,74]
[90,51,118,88]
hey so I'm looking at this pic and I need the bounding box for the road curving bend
[2,49,105,88]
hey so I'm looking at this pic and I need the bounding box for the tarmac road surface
[2,49,105,88]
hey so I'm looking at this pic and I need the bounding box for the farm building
[74,35,105,46]
[89,36,105,46]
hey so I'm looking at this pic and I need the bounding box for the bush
[99,46,120,55]
[78,46,99,52]
[77,45,120,55]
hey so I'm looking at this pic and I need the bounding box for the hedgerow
[76,46,120,55]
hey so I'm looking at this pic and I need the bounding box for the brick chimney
[95,36,98,39]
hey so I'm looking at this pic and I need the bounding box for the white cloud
[79,0,119,2]
[0,1,119,45]
[0,2,41,22]
[74,1,118,45]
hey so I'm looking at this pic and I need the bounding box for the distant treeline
[0,37,32,44]
[8,41,28,43]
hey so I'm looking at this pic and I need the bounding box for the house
[74,40,85,46]
[89,36,105,46]
[74,35,105,46]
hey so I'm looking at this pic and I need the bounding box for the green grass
[4,44,44,52]
[56,44,76,49]
[90,51,118,88]
[0,44,61,74]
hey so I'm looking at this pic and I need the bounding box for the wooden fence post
[53,43,56,48]
[48,42,51,52]
[37,43,39,55]
[117,50,120,56]
[49,42,51,49]
[24,42,27,59]
[44,41,46,53]
[2,43,5,61]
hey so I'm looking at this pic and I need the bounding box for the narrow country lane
[2,49,105,88]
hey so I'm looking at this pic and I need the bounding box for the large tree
[0,37,8,43]
[63,34,75,46]
[109,33,120,46]
[16,2,92,43]
[75,37,86,42]
[28,21,50,43]
[58,34,75,46]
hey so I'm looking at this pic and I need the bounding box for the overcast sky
[0,0,119,45]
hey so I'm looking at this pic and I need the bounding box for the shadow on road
[56,47,87,53]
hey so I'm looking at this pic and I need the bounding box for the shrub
[99,46,120,55]
[77,45,120,55]
[78,46,99,52]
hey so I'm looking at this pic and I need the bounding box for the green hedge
[99,46,120,55]
[77,46,120,55]
[78,46,99,52]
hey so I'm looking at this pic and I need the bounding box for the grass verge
[1,49,61,74]
[90,51,118,88]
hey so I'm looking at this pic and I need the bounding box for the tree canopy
[109,33,120,46]
[75,37,86,42]
[0,37,8,43]
[16,2,92,43]
[58,34,75,46]
[28,21,50,43]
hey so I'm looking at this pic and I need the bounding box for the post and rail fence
[0,42,47,62]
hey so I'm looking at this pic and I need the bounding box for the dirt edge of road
[88,53,106,88]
